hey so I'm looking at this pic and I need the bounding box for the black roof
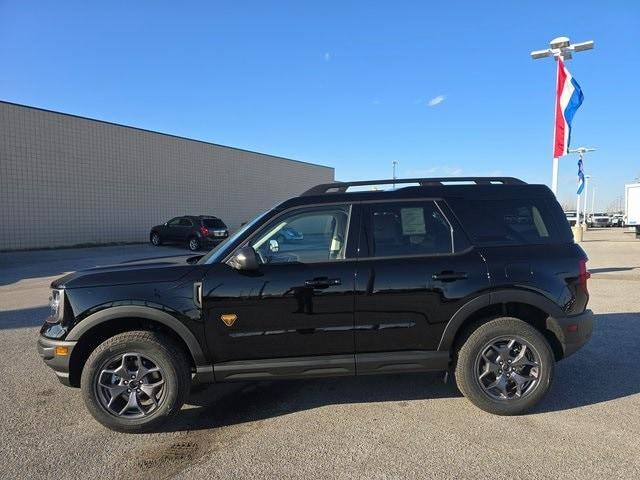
[277,177,552,210]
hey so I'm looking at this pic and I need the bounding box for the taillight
[579,258,590,290]
[200,226,209,236]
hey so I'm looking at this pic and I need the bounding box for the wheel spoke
[496,343,513,364]
[511,345,538,368]
[105,385,129,407]
[119,390,143,416]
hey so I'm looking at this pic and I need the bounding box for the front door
[203,204,359,380]
[354,199,489,373]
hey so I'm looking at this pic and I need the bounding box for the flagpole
[576,151,581,228]
[551,56,562,195]
[530,36,594,197]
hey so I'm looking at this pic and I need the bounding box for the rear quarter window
[202,218,226,229]
[448,197,567,246]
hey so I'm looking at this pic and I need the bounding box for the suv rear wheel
[455,317,554,415]
[81,331,190,432]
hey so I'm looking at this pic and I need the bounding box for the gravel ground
[0,229,639,479]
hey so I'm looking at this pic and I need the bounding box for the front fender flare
[66,305,208,367]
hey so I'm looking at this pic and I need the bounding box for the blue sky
[1,1,638,210]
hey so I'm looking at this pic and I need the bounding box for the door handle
[432,272,468,282]
[304,277,342,288]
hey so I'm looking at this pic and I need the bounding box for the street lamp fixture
[530,37,594,61]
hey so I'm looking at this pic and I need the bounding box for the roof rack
[301,177,526,196]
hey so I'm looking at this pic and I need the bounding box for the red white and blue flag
[554,59,584,157]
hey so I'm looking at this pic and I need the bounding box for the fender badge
[220,313,237,327]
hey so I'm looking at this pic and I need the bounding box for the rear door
[353,199,489,374]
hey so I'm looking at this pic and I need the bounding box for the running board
[213,351,450,382]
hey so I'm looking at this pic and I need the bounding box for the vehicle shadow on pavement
[536,311,640,413]
[160,312,640,433]
[163,373,460,433]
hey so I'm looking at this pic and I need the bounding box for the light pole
[392,161,398,189]
[568,146,596,230]
[530,36,594,196]
[584,175,591,227]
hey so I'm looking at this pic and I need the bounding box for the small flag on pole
[554,59,584,157]
[577,158,585,194]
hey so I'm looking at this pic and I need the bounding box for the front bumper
[37,335,77,387]
[547,309,594,359]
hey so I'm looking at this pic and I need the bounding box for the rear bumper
[547,309,594,359]
[37,335,77,387]
[202,236,227,245]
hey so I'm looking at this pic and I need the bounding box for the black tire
[150,232,162,246]
[455,317,554,416]
[81,330,191,433]
[188,236,201,251]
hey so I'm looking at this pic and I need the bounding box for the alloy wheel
[95,352,166,418]
[474,336,541,401]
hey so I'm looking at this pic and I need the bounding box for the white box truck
[625,183,640,238]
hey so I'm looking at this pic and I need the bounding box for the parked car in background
[564,211,578,226]
[39,176,593,432]
[610,213,625,227]
[150,215,228,251]
[587,213,611,228]
[276,225,304,243]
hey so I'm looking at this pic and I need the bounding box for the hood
[51,255,197,289]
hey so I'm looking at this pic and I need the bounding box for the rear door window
[365,201,453,257]
[449,198,560,246]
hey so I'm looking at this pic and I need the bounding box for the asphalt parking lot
[1,230,639,479]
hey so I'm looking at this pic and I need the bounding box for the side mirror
[228,246,259,271]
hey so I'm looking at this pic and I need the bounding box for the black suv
[150,215,229,251]
[38,177,593,432]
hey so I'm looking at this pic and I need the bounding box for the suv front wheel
[81,331,191,432]
[455,317,554,415]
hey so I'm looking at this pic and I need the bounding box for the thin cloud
[324,52,331,62]
[428,95,446,107]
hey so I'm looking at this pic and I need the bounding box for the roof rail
[301,177,526,196]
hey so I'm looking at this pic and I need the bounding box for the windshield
[198,210,273,264]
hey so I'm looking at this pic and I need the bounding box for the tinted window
[202,218,226,229]
[179,218,193,226]
[367,201,452,257]
[250,205,351,264]
[167,217,181,226]
[450,198,559,246]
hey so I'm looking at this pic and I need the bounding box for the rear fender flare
[437,289,565,351]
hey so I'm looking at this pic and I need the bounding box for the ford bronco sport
[38,177,593,432]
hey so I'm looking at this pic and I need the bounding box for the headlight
[47,289,64,323]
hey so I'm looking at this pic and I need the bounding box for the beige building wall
[0,102,334,250]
